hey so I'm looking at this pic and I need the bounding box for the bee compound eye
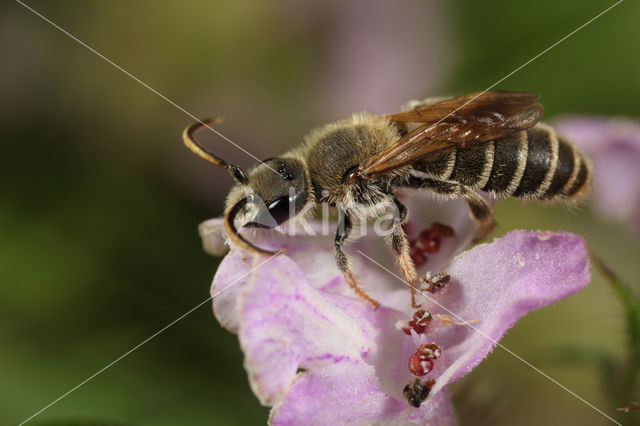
[267,196,292,226]
[245,195,293,228]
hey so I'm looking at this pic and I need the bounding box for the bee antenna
[224,196,283,256]
[182,118,250,185]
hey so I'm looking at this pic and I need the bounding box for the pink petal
[199,218,228,256]
[555,116,640,154]
[210,250,257,333]
[232,252,454,423]
[555,117,640,230]
[421,230,590,397]
[234,254,403,405]
[590,144,640,220]
[270,361,456,426]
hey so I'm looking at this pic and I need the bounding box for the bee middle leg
[335,209,380,309]
[388,196,422,308]
[404,176,495,242]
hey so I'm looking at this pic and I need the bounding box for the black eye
[245,196,292,229]
[267,196,291,225]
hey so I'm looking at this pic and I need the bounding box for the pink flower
[200,191,590,425]
[555,117,640,233]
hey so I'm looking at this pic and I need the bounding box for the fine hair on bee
[183,91,592,309]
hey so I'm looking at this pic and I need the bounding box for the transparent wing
[359,91,543,179]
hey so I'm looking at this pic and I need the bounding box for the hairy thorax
[294,113,403,217]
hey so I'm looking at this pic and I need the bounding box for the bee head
[184,118,312,255]
[220,157,309,255]
[226,157,308,229]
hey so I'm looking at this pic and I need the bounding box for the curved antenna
[182,118,249,184]
[224,196,283,256]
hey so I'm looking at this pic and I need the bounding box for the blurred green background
[1,0,639,425]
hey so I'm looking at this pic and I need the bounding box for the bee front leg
[388,196,422,308]
[335,209,380,309]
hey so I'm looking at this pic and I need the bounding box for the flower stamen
[403,378,436,408]
[413,309,433,326]
[406,222,455,269]
[438,314,481,327]
[408,352,434,376]
[417,343,441,359]
[420,271,451,293]
[400,309,434,335]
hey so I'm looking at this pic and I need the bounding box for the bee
[183,91,591,308]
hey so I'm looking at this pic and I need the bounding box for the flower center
[398,306,447,407]
[406,222,454,268]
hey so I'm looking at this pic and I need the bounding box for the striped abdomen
[416,123,591,201]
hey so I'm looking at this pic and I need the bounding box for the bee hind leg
[462,188,495,242]
[335,209,380,309]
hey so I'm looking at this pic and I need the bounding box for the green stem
[592,255,640,406]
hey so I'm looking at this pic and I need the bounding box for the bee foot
[345,272,380,309]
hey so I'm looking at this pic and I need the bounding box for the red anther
[402,319,426,335]
[418,343,441,359]
[403,320,417,335]
[411,320,427,334]
[419,230,441,253]
[410,245,427,268]
[402,311,433,335]
[408,352,434,376]
[429,222,454,237]
[413,309,433,326]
